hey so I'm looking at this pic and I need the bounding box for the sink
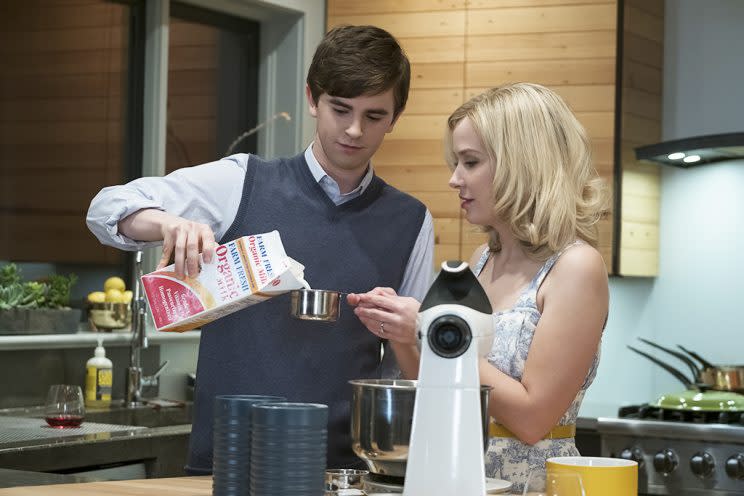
[83,402,193,428]
[0,402,193,479]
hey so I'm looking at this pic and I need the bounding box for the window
[165,3,260,172]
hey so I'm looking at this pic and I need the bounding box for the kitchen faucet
[126,251,169,407]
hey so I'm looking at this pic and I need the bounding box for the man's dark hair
[306,24,410,118]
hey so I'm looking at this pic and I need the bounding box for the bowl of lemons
[87,276,133,331]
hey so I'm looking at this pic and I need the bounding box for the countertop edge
[0,423,191,453]
[0,330,201,350]
[576,416,598,430]
[0,467,102,489]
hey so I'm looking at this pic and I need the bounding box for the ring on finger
[379,321,385,335]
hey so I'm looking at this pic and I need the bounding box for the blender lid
[420,260,492,314]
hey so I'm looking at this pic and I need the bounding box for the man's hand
[119,208,217,279]
[158,217,216,278]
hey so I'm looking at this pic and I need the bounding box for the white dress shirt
[87,145,434,301]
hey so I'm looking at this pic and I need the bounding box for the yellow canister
[546,456,637,496]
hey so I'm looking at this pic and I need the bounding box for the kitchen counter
[0,424,190,479]
[0,403,602,477]
[0,404,191,479]
[576,416,597,430]
[0,476,212,495]
[0,468,100,488]
[0,476,523,495]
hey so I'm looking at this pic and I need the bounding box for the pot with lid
[654,389,744,412]
[627,339,744,411]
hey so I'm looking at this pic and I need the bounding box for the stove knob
[725,454,744,480]
[690,452,715,479]
[653,449,678,475]
[619,447,644,467]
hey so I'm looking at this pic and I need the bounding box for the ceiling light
[683,155,701,163]
[667,152,685,160]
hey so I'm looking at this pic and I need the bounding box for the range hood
[635,132,744,168]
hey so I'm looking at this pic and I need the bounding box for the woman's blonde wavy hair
[445,83,610,261]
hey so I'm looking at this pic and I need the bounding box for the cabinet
[327,0,663,276]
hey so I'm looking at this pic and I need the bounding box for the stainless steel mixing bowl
[349,378,492,477]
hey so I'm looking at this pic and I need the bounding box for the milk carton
[141,231,305,332]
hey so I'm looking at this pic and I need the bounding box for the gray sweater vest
[186,152,426,473]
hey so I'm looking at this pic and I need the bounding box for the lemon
[87,291,106,303]
[122,290,133,304]
[105,288,125,303]
[104,276,126,293]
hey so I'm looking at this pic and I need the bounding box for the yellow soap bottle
[84,337,113,408]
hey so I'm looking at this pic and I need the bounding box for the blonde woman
[347,83,609,491]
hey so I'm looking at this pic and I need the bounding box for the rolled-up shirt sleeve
[380,209,434,378]
[397,209,434,301]
[86,154,249,250]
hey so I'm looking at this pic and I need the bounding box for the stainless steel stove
[597,405,744,495]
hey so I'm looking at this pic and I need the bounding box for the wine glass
[523,468,585,496]
[44,385,85,428]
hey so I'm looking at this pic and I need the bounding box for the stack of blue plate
[212,395,285,496]
[250,402,329,496]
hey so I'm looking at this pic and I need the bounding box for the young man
[86,25,434,472]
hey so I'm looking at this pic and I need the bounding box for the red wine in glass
[45,385,85,428]
[45,414,84,428]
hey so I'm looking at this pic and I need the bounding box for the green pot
[655,390,744,412]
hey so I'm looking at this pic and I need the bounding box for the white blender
[403,260,494,496]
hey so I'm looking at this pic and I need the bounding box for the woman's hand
[347,288,420,345]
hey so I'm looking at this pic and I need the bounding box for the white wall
[580,0,744,416]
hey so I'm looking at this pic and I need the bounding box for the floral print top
[472,242,601,493]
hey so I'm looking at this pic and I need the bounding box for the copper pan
[632,338,744,393]
[626,344,744,413]
[633,337,744,393]
[678,345,744,393]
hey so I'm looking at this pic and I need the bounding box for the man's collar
[303,143,374,194]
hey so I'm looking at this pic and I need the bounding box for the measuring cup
[289,289,349,322]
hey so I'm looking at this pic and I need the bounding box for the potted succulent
[0,263,81,334]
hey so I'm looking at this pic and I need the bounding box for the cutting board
[0,476,522,496]
[0,476,212,495]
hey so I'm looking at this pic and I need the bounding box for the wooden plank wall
[0,0,128,264]
[327,0,617,270]
[618,0,663,276]
[329,1,468,266]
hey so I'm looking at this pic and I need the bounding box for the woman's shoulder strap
[472,246,490,276]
